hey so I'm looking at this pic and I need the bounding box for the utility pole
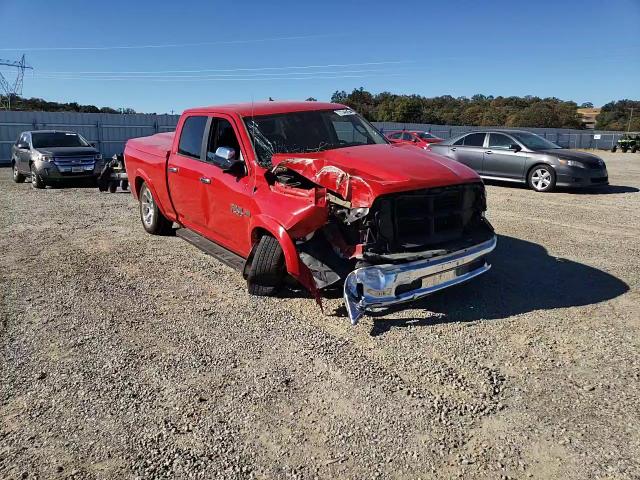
[0,55,33,110]
[627,107,634,132]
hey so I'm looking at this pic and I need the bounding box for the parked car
[429,129,608,192]
[11,130,104,189]
[124,102,497,324]
[385,130,443,149]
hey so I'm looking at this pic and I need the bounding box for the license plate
[72,166,84,173]
[421,269,458,289]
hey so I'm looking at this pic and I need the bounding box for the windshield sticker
[334,109,356,116]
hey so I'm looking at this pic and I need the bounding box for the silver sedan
[429,129,608,192]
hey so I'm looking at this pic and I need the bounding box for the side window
[453,136,465,146]
[488,133,514,149]
[206,118,242,167]
[178,116,207,159]
[463,133,486,147]
[388,132,402,140]
[402,132,414,141]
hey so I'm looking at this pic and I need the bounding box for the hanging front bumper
[343,235,497,325]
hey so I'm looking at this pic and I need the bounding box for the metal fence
[0,111,626,164]
[373,122,624,150]
[0,111,180,164]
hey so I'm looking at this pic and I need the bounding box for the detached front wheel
[528,165,556,192]
[247,235,285,296]
[139,182,172,235]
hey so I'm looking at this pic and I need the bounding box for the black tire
[632,146,638,154]
[121,179,129,190]
[621,147,628,153]
[247,235,285,296]
[30,165,46,189]
[108,181,118,193]
[139,182,172,235]
[527,164,556,192]
[611,145,617,153]
[12,163,25,183]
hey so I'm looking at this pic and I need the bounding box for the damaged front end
[268,157,497,325]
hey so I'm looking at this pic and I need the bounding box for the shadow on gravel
[364,234,629,336]
[483,179,638,195]
[568,185,638,195]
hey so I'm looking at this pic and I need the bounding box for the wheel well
[134,176,144,197]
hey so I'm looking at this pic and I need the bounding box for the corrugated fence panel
[0,111,180,163]
[0,111,626,164]
[373,122,625,150]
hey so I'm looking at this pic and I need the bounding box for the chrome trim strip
[343,236,497,325]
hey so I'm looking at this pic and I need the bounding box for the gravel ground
[1,151,639,480]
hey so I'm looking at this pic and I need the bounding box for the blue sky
[1,0,638,113]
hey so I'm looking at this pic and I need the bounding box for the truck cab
[124,102,496,324]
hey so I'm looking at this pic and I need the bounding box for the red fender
[248,214,322,307]
[131,168,177,222]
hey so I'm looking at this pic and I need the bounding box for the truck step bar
[176,228,245,272]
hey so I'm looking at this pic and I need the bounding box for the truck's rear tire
[139,182,172,235]
[247,235,285,296]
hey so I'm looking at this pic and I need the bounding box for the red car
[385,130,444,149]
[124,102,495,324]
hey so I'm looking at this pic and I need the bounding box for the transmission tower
[0,55,33,110]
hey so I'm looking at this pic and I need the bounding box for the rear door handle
[200,177,211,184]
[168,166,179,173]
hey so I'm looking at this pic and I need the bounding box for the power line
[24,60,413,76]
[0,33,343,52]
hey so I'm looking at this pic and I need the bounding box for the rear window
[178,116,207,158]
[31,132,89,148]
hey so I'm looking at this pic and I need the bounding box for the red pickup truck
[124,101,496,324]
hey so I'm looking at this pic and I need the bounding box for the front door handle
[485,150,493,154]
[200,177,211,184]
[451,147,457,151]
[168,166,179,173]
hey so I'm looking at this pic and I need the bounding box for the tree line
[331,89,638,131]
[1,95,136,114]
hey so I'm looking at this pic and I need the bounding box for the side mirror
[90,142,97,148]
[17,142,29,150]
[413,138,419,143]
[215,146,235,161]
[215,147,246,176]
[510,143,521,152]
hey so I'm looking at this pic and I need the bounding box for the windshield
[244,109,387,167]
[510,132,561,150]
[32,132,89,148]
[418,132,437,140]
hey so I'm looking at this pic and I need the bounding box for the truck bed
[126,132,174,158]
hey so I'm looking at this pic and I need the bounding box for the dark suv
[11,130,104,188]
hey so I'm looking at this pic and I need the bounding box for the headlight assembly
[34,152,53,162]
[558,159,585,168]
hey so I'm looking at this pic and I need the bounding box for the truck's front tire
[139,182,172,235]
[247,235,285,296]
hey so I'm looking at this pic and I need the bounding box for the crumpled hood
[539,149,606,167]
[271,143,480,207]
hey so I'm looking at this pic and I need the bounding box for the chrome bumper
[343,236,497,325]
